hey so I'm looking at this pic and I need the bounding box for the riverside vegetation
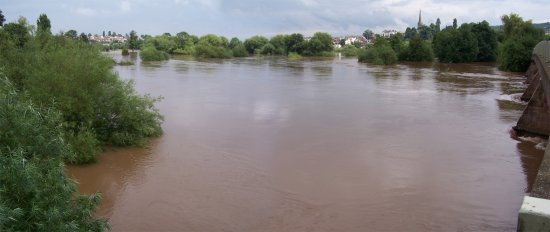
[0,12,162,231]
[134,13,544,73]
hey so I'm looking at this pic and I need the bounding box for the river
[67,53,545,231]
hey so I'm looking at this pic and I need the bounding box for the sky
[1,0,549,39]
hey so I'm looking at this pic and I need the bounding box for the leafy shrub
[140,45,169,61]
[341,45,359,57]
[231,44,248,57]
[0,76,108,231]
[0,36,164,164]
[121,48,129,56]
[358,46,397,65]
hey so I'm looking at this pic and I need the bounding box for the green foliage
[358,45,397,65]
[0,76,109,231]
[64,29,77,39]
[287,52,302,60]
[143,35,177,53]
[341,45,359,57]
[79,33,89,43]
[0,9,5,26]
[117,60,134,66]
[0,33,164,164]
[121,48,129,56]
[285,33,305,54]
[244,35,268,54]
[399,35,434,62]
[231,44,248,57]
[433,24,479,63]
[260,43,276,55]
[228,37,242,49]
[140,45,169,61]
[498,13,545,72]
[36,14,51,35]
[2,22,29,47]
[303,32,333,56]
[362,29,374,40]
[269,35,287,55]
[128,30,139,51]
[194,34,231,58]
[471,21,498,61]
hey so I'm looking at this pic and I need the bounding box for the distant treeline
[134,31,336,61]
[357,13,546,72]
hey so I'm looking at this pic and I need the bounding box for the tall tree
[79,32,89,42]
[436,18,441,32]
[64,29,78,39]
[362,29,374,40]
[471,21,497,61]
[499,13,545,72]
[0,9,5,26]
[36,14,51,35]
[128,30,139,51]
[453,18,458,29]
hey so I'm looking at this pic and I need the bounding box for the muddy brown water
[67,53,546,231]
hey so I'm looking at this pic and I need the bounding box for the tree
[269,34,287,55]
[0,9,5,27]
[79,32,89,42]
[228,37,242,49]
[108,31,111,36]
[399,35,434,62]
[102,30,105,37]
[128,30,139,51]
[433,24,479,63]
[436,18,441,33]
[499,13,545,71]
[358,36,397,65]
[2,22,29,47]
[285,33,304,54]
[194,34,230,58]
[471,21,497,61]
[388,33,404,55]
[243,35,268,54]
[363,29,374,40]
[453,18,458,29]
[404,27,418,39]
[303,32,333,56]
[36,14,51,35]
[64,29,78,39]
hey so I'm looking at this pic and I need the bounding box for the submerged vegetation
[0,12,163,231]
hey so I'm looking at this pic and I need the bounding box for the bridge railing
[534,41,550,63]
[532,41,550,107]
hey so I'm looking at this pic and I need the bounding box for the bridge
[516,41,550,231]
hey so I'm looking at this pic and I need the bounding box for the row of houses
[88,35,128,43]
[332,29,398,48]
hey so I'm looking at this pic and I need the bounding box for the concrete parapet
[518,196,550,232]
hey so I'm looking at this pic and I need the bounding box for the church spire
[418,9,423,28]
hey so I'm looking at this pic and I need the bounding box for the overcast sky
[1,0,549,38]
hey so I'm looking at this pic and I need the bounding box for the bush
[140,45,169,61]
[341,45,359,57]
[358,46,397,65]
[121,48,129,56]
[231,44,248,57]
[0,36,164,164]
[399,36,434,62]
[288,52,302,60]
[0,76,108,231]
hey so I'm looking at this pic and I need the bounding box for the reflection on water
[69,54,545,231]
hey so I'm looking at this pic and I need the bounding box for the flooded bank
[67,54,545,231]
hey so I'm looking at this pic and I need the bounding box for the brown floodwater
[67,53,546,231]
